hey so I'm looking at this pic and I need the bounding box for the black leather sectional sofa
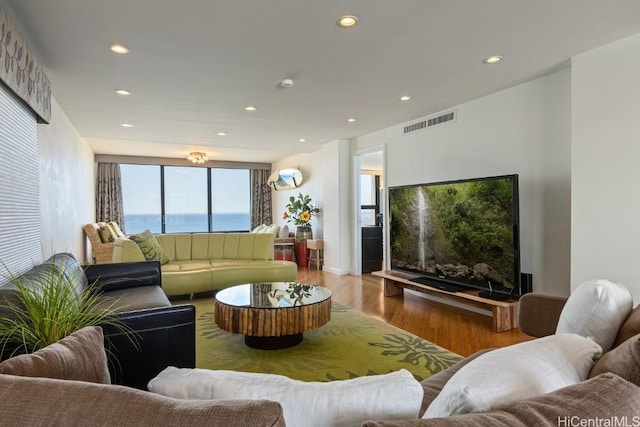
[0,253,196,390]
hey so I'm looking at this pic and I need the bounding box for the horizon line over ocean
[124,212,250,234]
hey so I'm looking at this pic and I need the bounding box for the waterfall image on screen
[389,175,519,292]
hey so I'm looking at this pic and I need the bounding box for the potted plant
[283,193,320,266]
[0,260,135,358]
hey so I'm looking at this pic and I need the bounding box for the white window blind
[0,83,40,283]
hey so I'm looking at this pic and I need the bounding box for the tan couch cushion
[614,304,640,347]
[0,374,285,427]
[590,333,640,386]
[362,373,640,427]
[0,326,110,384]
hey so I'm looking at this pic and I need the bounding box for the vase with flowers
[283,193,320,266]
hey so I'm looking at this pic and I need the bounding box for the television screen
[388,174,521,296]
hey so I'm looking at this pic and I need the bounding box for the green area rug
[188,298,462,382]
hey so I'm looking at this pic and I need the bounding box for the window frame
[121,164,251,234]
[360,174,381,226]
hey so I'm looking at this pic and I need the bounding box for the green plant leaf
[0,259,138,357]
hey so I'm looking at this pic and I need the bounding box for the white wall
[38,97,95,262]
[572,33,640,303]
[271,151,324,239]
[271,142,353,274]
[321,140,351,274]
[351,69,573,296]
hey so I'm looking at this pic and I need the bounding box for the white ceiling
[4,1,640,163]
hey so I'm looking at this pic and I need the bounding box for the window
[164,167,208,233]
[360,174,380,226]
[0,83,40,277]
[121,164,252,234]
[121,165,162,234]
[211,169,250,231]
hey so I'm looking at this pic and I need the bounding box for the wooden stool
[306,239,324,269]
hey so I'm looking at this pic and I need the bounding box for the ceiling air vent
[403,110,456,135]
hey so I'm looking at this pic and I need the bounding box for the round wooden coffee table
[214,282,332,349]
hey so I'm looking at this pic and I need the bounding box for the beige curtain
[250,169,272,229]
[96,163,125,231]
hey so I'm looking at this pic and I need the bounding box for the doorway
[353,149,384,275]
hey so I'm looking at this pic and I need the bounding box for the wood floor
[296,267,531,357]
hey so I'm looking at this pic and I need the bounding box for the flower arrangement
[283,193,320,227]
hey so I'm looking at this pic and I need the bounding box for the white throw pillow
[266,224,280,236]
[251,224,267,233]
[278,224,290,238]
[556,279,632,352]
[149,368,424,427]
[423,334,601,418]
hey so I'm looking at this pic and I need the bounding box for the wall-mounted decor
[0,6,51,123]
[268,168,303,191]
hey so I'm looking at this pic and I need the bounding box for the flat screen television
[388,174,523,298]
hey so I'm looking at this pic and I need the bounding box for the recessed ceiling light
[347,118,356,123]
[280,79,294,88]
[244,105,257,111]
[120,122,133,128]
[299,138,306,142]
[337,15,359,27]
[109,43,130,54]
[115,89,130,96]
[400,95,411,101]
[217,132,227,136]
[483,55,503,64]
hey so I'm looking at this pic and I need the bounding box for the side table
[306,239,324,269]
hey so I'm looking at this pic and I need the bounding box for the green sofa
[112,233,298,296]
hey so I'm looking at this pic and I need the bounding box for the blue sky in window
[121,165,249,214]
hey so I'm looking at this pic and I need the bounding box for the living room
[0,1,639,302]
[1,1,640,424]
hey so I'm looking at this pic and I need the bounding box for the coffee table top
[215,282,331,309]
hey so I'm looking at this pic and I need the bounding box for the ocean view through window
[124,213,250,234]
[211,168,250,232]
[165,166,208,233]
[121,164,251,234]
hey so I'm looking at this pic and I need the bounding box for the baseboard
[321,266,350,275]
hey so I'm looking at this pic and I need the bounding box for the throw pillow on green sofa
[98,225,115,243]
[130,230,169,265]
[251,224,267,233]
[108,221,125,238]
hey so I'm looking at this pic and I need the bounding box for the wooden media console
[372,270,519,332]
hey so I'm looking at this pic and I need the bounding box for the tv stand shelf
[372,270,519,332]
